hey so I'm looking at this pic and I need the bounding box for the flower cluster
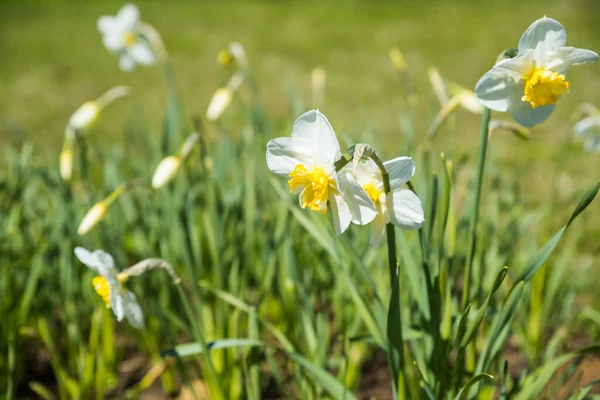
[266,110,424,246]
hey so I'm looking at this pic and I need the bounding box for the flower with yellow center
[97,4,156,71]
[475,17,598,127]
[346,157,424,247]
[74,247,144,328]
[266,110,376,234]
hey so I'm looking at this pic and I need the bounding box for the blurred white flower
[218,42,248,68]
[77,202,107,235]
[97,4,156,71]
[206,73,244,121]
[59,147,74,181]
[152,156,181,189]
[476,17,598,127]
[66,86,130,134]
[574,115,600,152]
[151,132,200,189]
[266,110,376,234]
[74,247,144,329]
[348,157,424,247]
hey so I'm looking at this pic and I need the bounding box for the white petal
[352,159,380,186]
[291,110,340,167]
[384,157,415,189]
[117,3,140,31]
[475,55,532,112]
[509,97,555,128]
[266,137,312,177]
[389,188,424,230]
[74,247,100,271]
[123,291,144,329]
[97,16,117,35]
[369,213,386,248]
[328,191,352,235]
[340,172,377,225]
[102,34,124,53]
[584,137,600,153]
[111,291,125,321]
[119,53,136,72]
[92,250,115,270]
[518,17,567,53]
[574,116,600,136]
[69,102,100,130]
[546,47,599,73]
[128,43,156,65]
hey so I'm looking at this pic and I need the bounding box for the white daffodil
[348,157,424,247]
[74,247,144,328]
[266,110,376,234]
[97,4,156,71]
[574,115,600,152]
[475,17,598,127]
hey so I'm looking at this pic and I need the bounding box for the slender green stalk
[175,284,225,400]
[461,107,491,310]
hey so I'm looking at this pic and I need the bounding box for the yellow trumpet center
[522,68,569,108]
[288,164,332,214]
[363,183,383,205]
[123,32,137,47]
[217,49,233,66]
[91,273,128,307]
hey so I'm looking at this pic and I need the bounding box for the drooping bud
[69,101,101,131]
[77,202,108,235]
[151,155,181,189]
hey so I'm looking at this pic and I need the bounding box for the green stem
[461,107,491,310]
[175,284,225,400]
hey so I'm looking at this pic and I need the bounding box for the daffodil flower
[475,17,598,127]
[574,115,600,152]
[348,157,424,247]
[266,110,376,234]
[74,247,144,328]
[97,3,156,71]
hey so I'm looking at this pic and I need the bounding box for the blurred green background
[1,1,599,144]
[2,1,600,397]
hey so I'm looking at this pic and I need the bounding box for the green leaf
[459,267,508,347]
[475,281,525,374]
[513,345,600,400]
[455,373,494,400]
[284,350,357,400]
[29,382,58,400]
[517,181,599,282]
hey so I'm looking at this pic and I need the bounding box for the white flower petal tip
[152,156,181,189]
[77,203,108,235]
[475,17,597,127]
[206,88,232,121]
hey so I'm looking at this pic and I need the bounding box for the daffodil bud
[59,148,74,181]
[152,155,181,189]
[69,101,101,131]
[456,91,484,114]
[489,120,531,140]
[78,202,107,235]
[217,49,233,66]
[206,88,232,121]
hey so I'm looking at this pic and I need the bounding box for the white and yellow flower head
[266,110,376,234]
[97,3,156,71]
[347,157,424,247]
[475,17,598,127]
[74,247,144,329]
[574,115,600,152]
